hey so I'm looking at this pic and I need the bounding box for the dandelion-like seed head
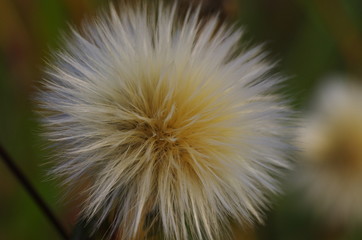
[39,2,291,239]
[299,78,362,221]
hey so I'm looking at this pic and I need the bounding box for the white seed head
[39,2,292,239]
[299,77,362,222]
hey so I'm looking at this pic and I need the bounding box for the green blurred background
[0,0,362,239]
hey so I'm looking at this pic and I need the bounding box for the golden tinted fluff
[39,3,291,240]
[299,79,362,221]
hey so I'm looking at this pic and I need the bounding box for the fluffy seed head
[39,2,291,239]
[299,78,362,222]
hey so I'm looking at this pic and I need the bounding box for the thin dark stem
[0,144,69,240]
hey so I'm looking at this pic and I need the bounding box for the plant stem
[0,144,69,240]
